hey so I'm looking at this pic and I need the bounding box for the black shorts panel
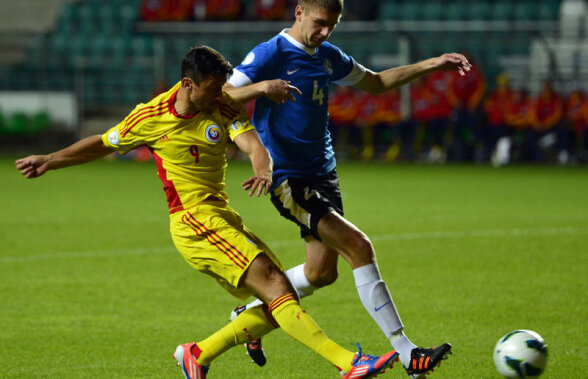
[270,170,343,240]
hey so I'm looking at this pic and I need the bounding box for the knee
[336,231,376,268]
[264,261,289,286]
[305,265,338,288]
[245,255,293,302]
[346,231,375,261]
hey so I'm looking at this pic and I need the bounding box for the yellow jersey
[102,81,255,213]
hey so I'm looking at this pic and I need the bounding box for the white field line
[369,226,588,242]
[0,246,174,263]
[1,226,586,264]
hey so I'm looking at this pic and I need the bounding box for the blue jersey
[229,30,366,187]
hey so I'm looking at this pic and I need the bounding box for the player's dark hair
[181,46,233,84]
[298,0,343,14]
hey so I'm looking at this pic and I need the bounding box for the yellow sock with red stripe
[269,293,356,372]
[195,304,277,366]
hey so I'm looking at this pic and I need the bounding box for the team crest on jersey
[323,59,333,75]
[205,124,223,143]
[231,119,245,131]
[242,52,255,65]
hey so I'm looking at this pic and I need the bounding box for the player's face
[189,75,226,112]
[297,5,340,48]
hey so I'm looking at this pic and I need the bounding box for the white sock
[243,263,318,311]
[390,332,417,368]
[353,263,416,367]
[284,263,318,298]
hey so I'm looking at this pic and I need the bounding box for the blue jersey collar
[279,29,316,56]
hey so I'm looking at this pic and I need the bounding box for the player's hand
[241,171,272,197]
[434,53,473,76]
[15,155,50,179]
[263,79,302,104]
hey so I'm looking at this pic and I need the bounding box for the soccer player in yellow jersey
[15,46,399,378]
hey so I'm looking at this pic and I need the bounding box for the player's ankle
[388,332,416,367]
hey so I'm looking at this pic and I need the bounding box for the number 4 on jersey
[312,80,324,105]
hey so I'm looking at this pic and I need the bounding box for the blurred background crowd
[0,0,587,165]
[328,71,588,166]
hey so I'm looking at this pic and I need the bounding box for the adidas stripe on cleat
[405,343,452,378]
[342,343,399,379]
[173,343,209,379]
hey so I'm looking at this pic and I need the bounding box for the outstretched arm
[15,134,113,179]
[232,130,273,197]
[355,53,472,94]
[224,80,301,104]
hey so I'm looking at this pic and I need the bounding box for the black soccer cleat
[405,343,452,378]
[244,339,266,367]
[230,305,267,367]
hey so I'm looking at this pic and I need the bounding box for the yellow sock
[196,304,277,366]
[269,293,356,372]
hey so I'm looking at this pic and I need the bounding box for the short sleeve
[229,42,275,86]
[101,105,153,154]
[334,60,367,86]
[325,43,367,86]
[226,100,256,141]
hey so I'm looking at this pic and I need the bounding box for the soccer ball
[493,330,548,378]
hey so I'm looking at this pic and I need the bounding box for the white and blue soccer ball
[493,330,548,378]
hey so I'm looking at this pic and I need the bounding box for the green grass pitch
[2,157,587,378]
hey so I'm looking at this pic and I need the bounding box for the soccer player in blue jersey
[224,0,472,377]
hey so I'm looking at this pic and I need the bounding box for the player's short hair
[181,46,233,85]
[298,0,343,14]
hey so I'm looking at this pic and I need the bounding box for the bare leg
[242,253,296,304]
[302,235,339,287]
[315,212,416,366]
